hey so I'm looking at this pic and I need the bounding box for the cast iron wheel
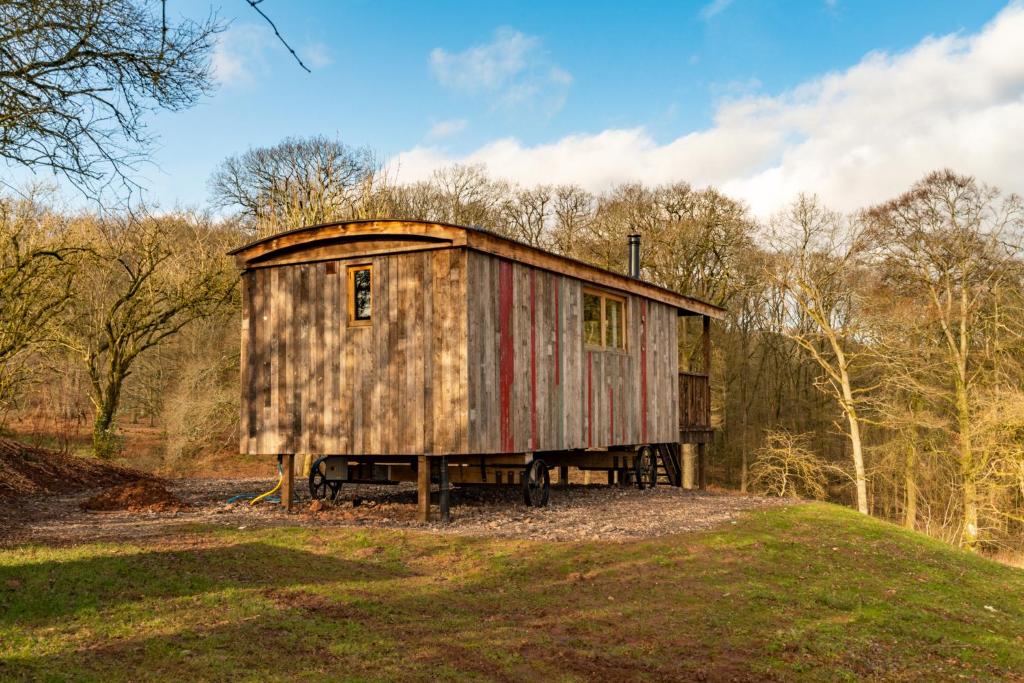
[634,446,657,490]
[522,459,550,507]
[309,457,342,501]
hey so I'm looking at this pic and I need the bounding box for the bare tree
[0,0,221,195]
[0,185,77,406]
[500,185,553,247]
[865,170,1024,548]
[770,195,871,514]
[210,136,379,236]
[59,210,235,457]
[749,430,829,500]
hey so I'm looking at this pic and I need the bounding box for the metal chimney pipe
[628,234,641,279]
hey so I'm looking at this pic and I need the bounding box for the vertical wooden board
[258,268,273,454]
[671,309,680,436]
[408,253,426,454]
[538,270,550,451]
[465,253,479,451]
[488,255,501,452]
[567,283,583,449]
[453,249,469,453]
[421,251,434,454]
[497,258,514,453]
[467,251,494,452]
[431,250,452,453]
[557,274,565,450]
[320,263,334,453]
[269,268,282,454]
[370,255,387,454]
[310,263,325,454]
[384,255,400,454]
[338,262,351,454]
[239,275,250,452]
[294,266,309,454]
[513,263,531,452]
[276,267,288,454]
[239,274,251,452]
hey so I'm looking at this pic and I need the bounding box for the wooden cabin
[230,219,724,520]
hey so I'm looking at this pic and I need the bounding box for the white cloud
[393,4,1024,217]
[700,0,735,21]
[427,119,468,139]
[211,24,273,86]
[429,28,571,112]
[302,42,333,70]
[212,26,332,86]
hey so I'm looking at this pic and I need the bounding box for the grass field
[2,503,1022,681]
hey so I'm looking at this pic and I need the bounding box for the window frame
[582,287,628,352]
[347,263,372,327]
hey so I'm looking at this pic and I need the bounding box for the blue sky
[103,1,1024,213]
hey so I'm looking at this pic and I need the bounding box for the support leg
[607,469,615,485]
[280,454,295,511]
[439,456,450,523]
[683,444,695,490]
[559,465,569,488]
[417,455,430,523]
[697,442,708,491]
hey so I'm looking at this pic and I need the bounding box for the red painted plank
[640,300,648,443]
[529,269,537,451]
[587,351,593,448]
[553,276,560,386]
[499,260,515,452]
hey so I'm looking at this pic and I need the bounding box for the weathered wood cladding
[466,251,679,454]
[240,249,468,456]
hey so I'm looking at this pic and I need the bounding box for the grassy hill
[1,503,1022,681]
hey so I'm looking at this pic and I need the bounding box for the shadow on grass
[0,542,412,625]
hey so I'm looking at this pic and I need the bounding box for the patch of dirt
[0,437,155,501]
[0,474,790,547]
[80,480,187,513]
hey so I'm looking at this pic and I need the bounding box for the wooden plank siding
[465,251,679,453]
[239,244,680,457]
[240,249,467,456]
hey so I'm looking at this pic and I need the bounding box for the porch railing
[678,372,711,431]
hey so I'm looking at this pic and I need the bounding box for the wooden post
[559,465,569,487]
[701,314,711,375]
[697,442,708,491]
[417,455,430,523]
[280,454,295,511]
[682,444,695,490]
[439,456,450,523]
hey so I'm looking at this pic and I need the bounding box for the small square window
[348,265,372,326]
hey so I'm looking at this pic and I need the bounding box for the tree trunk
[740,403,749,493]
[904,443,917,531]
[838,363,869,515]
[91,370,125,459]
[957,381,979,549]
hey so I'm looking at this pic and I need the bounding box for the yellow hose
[250,460,284,506]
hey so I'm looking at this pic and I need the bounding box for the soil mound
[80,480,187,513]
[0,438,155,502]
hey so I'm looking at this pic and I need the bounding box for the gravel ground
[0,476,790,546]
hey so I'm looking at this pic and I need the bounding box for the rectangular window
[348,264,372,326]
[583,291,602,346]
[583,288,627,351]
[605,296,625,350]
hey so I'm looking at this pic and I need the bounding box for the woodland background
[1,1,1022,556]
